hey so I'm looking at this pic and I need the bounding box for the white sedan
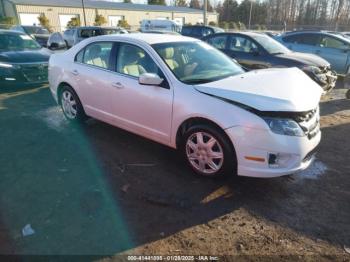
[49,34,322,178]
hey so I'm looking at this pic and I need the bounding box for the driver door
[110,42,173,144]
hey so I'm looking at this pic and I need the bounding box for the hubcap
[186,132,224,175]
[61,90,77,119]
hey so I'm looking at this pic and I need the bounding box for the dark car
[0,30,50,88]
[203,32,337,92]
[11,25,50,47]
[181,25,224,39]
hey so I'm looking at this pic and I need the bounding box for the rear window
[181,27,192,35]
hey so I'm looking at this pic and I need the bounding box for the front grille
[21,63,48,82]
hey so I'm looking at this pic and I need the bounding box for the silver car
[276,31,350,74]
[63,26,128,48]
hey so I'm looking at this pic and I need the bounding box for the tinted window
[319,36,349,49]
[207,35,227,49]
[181,27,192,35]
[116,43,161,77]
[229,36,258,53]
[192,27,202,36]
[82,42,113,69]
[80,29,100,38]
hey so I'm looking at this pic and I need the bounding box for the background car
[203,32,337,92]
[11,25,50,47]
[63,26,128,48]
[276,30,350,75]
[181,25,224,39]
[0,30,50,88]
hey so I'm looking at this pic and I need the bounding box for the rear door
[71,41,115,122]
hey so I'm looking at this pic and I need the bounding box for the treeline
[217,0,350,31]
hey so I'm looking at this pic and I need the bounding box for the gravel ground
[0,82,349,260]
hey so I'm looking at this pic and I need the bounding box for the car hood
[0,48,51,63]
[275,52,329,67]
[194,67,323,112]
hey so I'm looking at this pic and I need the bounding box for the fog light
[268,153,278,167]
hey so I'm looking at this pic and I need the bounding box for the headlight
[301,65,321,74]
[263,117,305,137]
[0,62,13,68]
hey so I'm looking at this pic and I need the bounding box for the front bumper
[225,126,321,178]
[0,63,48,88]
[304,68,337,93]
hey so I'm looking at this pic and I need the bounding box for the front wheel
[181,125,236,178]
[59,86,86,122]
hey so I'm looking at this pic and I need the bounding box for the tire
[59,85,87,123]
[180,125,236,178]
[346,89,350,99]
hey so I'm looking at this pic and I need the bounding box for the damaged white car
[49,34,322,178]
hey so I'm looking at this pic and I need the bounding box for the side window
[229,36,258,53]
[192,27,202,37]
[319,36,348,49]
[82,42,113,69]
[116,43,161,77]
[284,34,319,46]
[207,35,227,49]
[181,27,192,35]
[202,27,213,37]
[282,34,302,44]
[75,48,84,63]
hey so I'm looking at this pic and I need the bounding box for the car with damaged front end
[49,34,322,178]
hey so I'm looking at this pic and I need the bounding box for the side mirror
[139,73,164,86]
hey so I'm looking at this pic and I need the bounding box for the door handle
[112,82,124,89]
[71,69,79,76]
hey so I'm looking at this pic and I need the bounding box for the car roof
[91,33,197,45]
[283,30,350,42]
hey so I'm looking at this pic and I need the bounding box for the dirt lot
[0,81,349,260]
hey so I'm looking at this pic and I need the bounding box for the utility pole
[248,0,253,30]
[203,0,207,25]
[82,0,87,26]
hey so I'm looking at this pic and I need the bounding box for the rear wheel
[59,86,86,122]
[181,125,236,178]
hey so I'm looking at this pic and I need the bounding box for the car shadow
[0,87,348,255]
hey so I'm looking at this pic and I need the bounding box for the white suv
[49,34,322,178]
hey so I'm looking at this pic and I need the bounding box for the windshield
[100,29,120,35]
[0,33,41,51]
[152,41,244,84]
[251,34,291,54]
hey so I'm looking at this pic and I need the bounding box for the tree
[189,0,201,9]
[175,0,187,7]
[0,16,16,28]
[148,0,166,5]
[94,14,107,26]
[124,0,132,3]
[67,17,80,28]
[38,14,52,32]
[209,21,216,26]
[118,19,130,29]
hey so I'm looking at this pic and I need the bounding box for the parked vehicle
[203,32,337,92]
[140,19,182,33]
[47,32,68,51]
[11,25,50,47]
[276,30,350,74]
[63,26,128,48]
[181,25,224,39]
[141,30,180,35]
[0,30,50,88]
[49,34,322,178]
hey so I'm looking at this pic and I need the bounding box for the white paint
[108,15,123,27]
[59,14,79,32]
